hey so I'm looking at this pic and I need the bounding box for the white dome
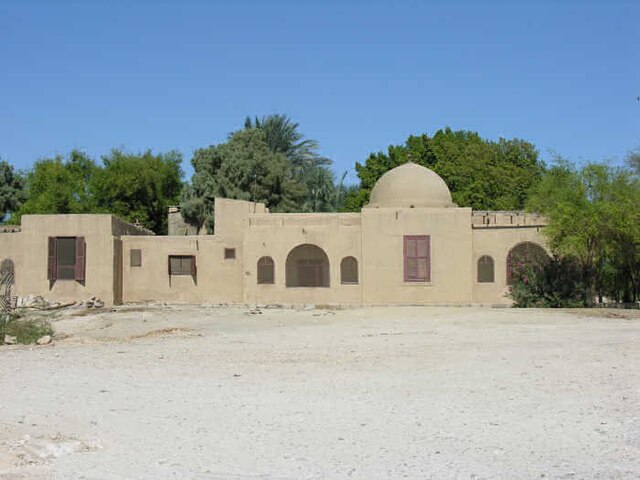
[366,162,455,208]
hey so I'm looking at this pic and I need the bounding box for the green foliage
[508,256,586,308]
[527,159,640,304]
[0,160,26,223]
[13,149,183,234]
[244,114,340,213]
[344,128,544,211]
[181,129,307,232]
[13,151,100,223]
[0,312,53,345]
[93,150,183,234]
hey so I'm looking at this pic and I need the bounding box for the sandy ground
[0,304,639,480]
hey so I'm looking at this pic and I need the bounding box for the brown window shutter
[75,237,86,281]
[48,237,57,280]
[425,236,431,282]
[190,256,197,276]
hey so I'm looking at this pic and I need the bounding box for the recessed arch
[340,256,358,285]
[286,244,330,288]
[506,242,549,285]
[257,256,275,284]
[477,255,494,283]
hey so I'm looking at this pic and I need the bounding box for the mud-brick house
[0,163,548,306]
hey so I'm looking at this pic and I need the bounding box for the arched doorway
[506,242,548,285]
[286,244,330,287]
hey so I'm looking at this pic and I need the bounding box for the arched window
[286,244,330,287]
[257,256,275,284]
[340,256,358,284]
[507,242,549,285]
[477,255,494,283]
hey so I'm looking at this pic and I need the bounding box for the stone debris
[36,335,52,345]
[4,334,17,344]
[80,297,105,309]
[15,295,104,310]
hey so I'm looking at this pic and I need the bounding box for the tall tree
[14,150,100,223]
[244,114,338,212]
[181,129,307,232]
[343,128,545,211]
[527,159,640,304]
[92,150,184,234]
[0,160,26,223]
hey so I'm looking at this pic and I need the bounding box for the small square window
[224,248,236,260]
[130,249,142,267]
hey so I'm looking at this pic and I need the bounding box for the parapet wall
[471,211,546,228]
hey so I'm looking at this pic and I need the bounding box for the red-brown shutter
[75,237,86,282]
[424,236,431,282]
[190,255,197,276]
[48,237,57,280]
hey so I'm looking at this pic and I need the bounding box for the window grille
[257,256,275,284]
[477,255,495,283]
[340,257,358,284]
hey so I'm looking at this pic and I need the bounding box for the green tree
[244,114,338,212]
[181,129,307,232]
[14,150,99,223]
[92,150,184,234]
[344,128,545,211]
[0,160,26,223]
[527,159,640,304]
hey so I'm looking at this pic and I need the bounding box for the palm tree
[244,114,330,174]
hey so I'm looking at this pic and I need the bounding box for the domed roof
[366,162,455,209]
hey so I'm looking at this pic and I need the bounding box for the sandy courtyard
[1,305,639,479]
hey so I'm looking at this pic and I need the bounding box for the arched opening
[257,256,275,284]
[507,242,549,285]
[340,256,358,284]
[286,244,330,287]
[477,255,494,283]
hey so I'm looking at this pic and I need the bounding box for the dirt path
[1,305,639,479]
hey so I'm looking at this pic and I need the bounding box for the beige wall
[121,235,244,303]
[361,207,474,304]
[2,202,550,307]
[15,215,119,305]
[214,198,266,239]
[242,213,363,305]
[471,226,548,304]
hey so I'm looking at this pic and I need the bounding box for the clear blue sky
[1,0,638,183]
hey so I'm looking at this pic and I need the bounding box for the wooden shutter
[75,237,86,282]
[48,237,57,280]
[190,255,197,276]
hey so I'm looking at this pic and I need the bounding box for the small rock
[36,335,52,345]
[93,300,104,308]
[4,334,17,345]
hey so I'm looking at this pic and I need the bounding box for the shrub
[508,256,586,308]
[1,313,53,344]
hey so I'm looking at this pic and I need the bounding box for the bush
[1,313,53,344]
[508,256,586,308]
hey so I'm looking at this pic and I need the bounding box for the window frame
[130,249,142,267]
[403,235,431,283]
[168,255,196,276]
[47,236,86,284]
[477,255,495,283]
[340,256,359,285]
[257,256,275,285]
